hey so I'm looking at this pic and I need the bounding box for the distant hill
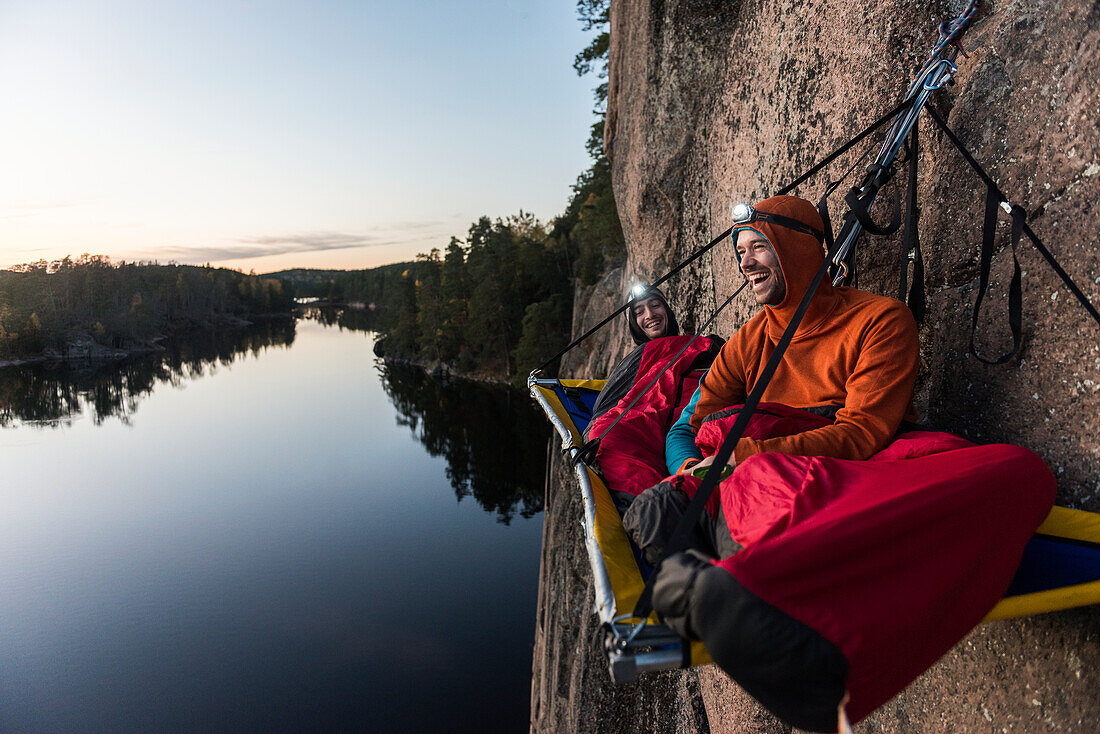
[265,263,417,301]
[263,268,352,288]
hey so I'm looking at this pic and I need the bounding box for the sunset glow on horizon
[0,0,597,273]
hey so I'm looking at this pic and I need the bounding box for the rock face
[533,0,1100,731]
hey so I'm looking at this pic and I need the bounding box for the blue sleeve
[665,383,704,474]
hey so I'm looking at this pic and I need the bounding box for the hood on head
[733,195,829,318]
[627,286,680,344]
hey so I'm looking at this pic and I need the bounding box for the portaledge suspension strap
[971,188,1024,364]
[925,105,1100,350]
[534,225,734,373]
[898,125,926,321]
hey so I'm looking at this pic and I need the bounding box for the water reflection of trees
[379,361,549,524]
[0,319,296,428]
[300,305,384,333]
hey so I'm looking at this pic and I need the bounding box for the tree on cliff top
[574,0,610,108]
[551,0,625,286]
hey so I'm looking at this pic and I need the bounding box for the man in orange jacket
[669,194,919,478]
[625,194,920,565]
[629,195,1054,731]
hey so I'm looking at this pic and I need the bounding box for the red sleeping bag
[667,404,1057,726]
[588,335,717,496]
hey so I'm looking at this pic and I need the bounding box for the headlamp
[731,202,754,223]
[630,283,650,299]
[731,202,824,241]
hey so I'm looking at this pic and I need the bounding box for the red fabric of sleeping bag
[590,335,713,496]
[696,406,1055,723]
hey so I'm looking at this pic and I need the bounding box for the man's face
[633,297,668,339]
[736,229,786,306]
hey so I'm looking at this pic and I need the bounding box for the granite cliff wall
[534,0,1099,731]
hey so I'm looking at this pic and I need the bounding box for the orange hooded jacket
[690,195,918,462]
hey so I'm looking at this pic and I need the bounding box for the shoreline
[376,353,512,387]
[0,312,295,370]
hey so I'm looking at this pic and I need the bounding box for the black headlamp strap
[747,210,824,242]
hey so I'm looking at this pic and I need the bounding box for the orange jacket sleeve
[690,302,918,462]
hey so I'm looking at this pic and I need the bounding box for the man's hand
[676,454,734,479]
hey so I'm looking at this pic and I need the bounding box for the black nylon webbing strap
[899,125,926,321]
[844,173,902,237]
[926,105,1100,334]
[816,195,836,252]
[897,138,914,302]
[631,240,842,621]
[536,301,633,374]
[970,188,1024,364]
[776,97,916,197]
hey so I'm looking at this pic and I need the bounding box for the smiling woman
[632,296,669,340]
[626,286,679,345]
[583,285,700,430]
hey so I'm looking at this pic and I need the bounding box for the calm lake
[0,310,549,733]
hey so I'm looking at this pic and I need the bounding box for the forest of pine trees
[284,168,624,383]
[285,211,590,381]
[0,255,295,362]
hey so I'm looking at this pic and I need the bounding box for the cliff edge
[533,1,1099,731]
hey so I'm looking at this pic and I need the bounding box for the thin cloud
[237,232,385,252]
[0,200,79,220]
[150,227,447,264]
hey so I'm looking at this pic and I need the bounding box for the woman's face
[633,297,669,339]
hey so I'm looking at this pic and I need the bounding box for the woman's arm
[665,383,704,474]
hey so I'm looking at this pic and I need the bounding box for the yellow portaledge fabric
[586,468,651,620]
[1034,504,1100,543]
[556,378,609,392]
[984,506,1100,621]
[984,579,1100,621]
[532,380,714,663]
[588,468,714,669]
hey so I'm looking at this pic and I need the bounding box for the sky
[0,0,599,273]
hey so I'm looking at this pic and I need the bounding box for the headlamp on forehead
[630,283,650,299]
[731,202,754,222]
[731,202,824,241]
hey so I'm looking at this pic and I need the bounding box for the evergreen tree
[415,249,446,362]
[441,237,469,362]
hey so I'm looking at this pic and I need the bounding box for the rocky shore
[0,336,158,369]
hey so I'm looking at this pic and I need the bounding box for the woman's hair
[627,286,680,344]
